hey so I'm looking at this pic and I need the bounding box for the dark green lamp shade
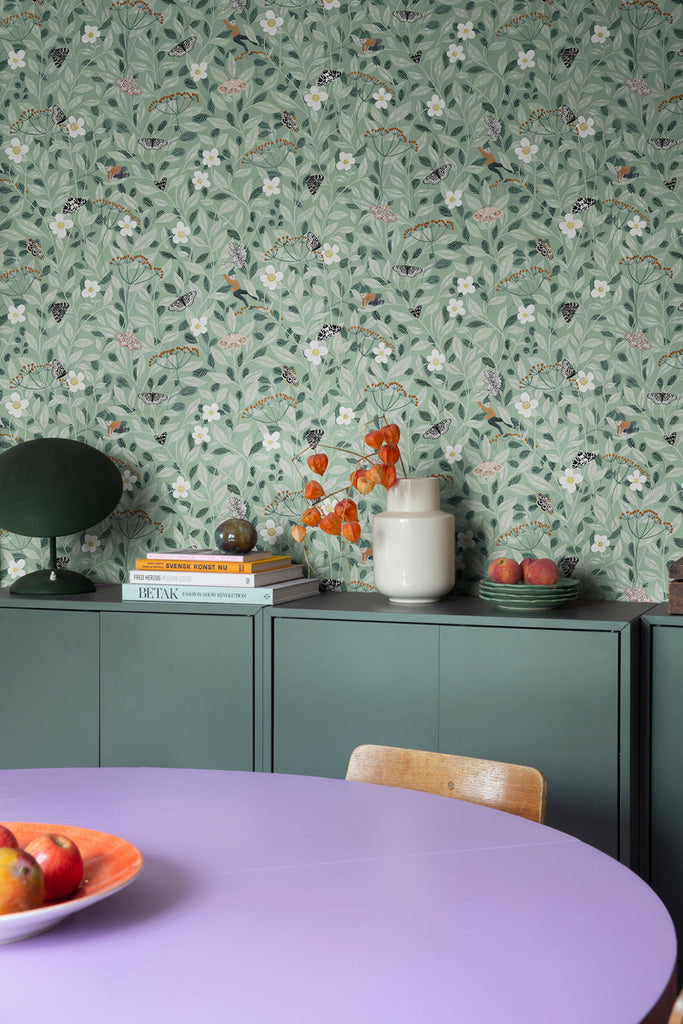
[0,438,123,595]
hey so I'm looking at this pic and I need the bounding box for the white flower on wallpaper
[7,304,25,324]
[81,534,100,552]
[320,243,340,265]
[81,280,101,298]
[457,530,476,549]
[457,276,476,295]
[262,430,280,451]
[172,222,191,244]
[426,350,446,373]
[457,21,475,40]
[373,341,393,363]
[5,138,28,163]
[260,265,283,289]
[65,117,86,138]
[373,88,392,108]
[118,215,137,237]
[82,26,101,43]
[576,371,595,393]
[628,215,647,236]
[559,469,583,494]
[444,189,463,209]
[189,62,208,81]
[447,43,465,62]
[559,215,583,238]
[336,407,355,425]
[447,298,465,317]
[7,558,26,580]
[202,148,220,168]
[592,535,610,552]
[260,10,283,35]
[445,444,463,464]
[336,153,355,170]
[189,316,208,335]
[172,477,192,500]
[260,519,283,544]
[592,280,610,298]
[628,470,648,491]
[262,176,280,195]
[426,95,445,118]
[202,403,220,422]
[5,392,28,417]
[50,216,73,238]
[515,138,538,163]
[7,50,25,70]
[576,117,596,138]
[304,88,327,110]
[66,372,86,393]
[192,425,210,445]
[517,304,535,323]
[517,50,535,70]
[192,170,210,190]
[592,26,611,43]
[304,343,327,366]
[515,393,538,418]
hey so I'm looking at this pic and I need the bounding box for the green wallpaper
[0,0,682,600]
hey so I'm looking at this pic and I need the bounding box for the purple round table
[1,767,676,1023]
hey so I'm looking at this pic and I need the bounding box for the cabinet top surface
[0,585,655,626]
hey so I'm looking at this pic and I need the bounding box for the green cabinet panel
[271,617,439,778]
[439,625,619,856]
[100,610,254,769]
[0,607,99,767]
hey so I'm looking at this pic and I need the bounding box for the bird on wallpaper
[361,292,383,307]
[477,146,513,181]
[223,274,257,306]
[361,38,383,52]
[223,19,258,52]
[616,165,638,181]
[106,165,129,180]
[477,401,512,434]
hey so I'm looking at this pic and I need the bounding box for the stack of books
[121,548,321,605]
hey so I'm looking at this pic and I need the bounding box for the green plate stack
[478,577,580,611]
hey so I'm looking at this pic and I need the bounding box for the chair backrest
[345,744,547,823]
[668,990,683,1024]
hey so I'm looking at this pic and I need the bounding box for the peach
[525,558,560,585]
[488,557,522,584]
[520,557,535,582]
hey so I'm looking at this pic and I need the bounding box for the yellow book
[135,556,293,573]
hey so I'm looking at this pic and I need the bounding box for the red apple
[525,558,560,585]
[520,557,535,583]
[488,557,522,584]
[0,825,18,849]
[0,847,45,914]
[24,833,83,902]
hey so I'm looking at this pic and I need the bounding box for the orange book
[134,556,292,573]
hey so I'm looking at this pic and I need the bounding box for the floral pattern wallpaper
[0,0,682,601]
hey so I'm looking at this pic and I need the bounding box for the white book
[145,548,282,563]
[129,565,303,587]
[121,577,321,605]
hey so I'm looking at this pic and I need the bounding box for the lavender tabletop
[0,767,676,1023]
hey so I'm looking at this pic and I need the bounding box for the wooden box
[668,559,683,613]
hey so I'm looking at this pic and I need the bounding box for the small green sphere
[215,518,258,553]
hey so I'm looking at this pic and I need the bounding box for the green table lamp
[0,438,123,595]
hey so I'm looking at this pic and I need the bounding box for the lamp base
[9,568,96,596]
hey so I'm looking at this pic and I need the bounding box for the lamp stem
[48,536,57,571]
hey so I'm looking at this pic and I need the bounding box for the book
[121,577,321,605]
[145,548,283,563]
[135,556,292,573]
[129,565,303,587]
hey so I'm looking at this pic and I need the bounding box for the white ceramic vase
[372,477,455,604]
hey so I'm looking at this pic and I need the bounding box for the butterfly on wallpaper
[422,163,451,184]
[51,104,67,125]
[318,578,341,592]
[559,47,578,68]
[317,323,341,340]
[648,138,677,150]
[154,432,167,445]
[50,47,69,68]
[572,452,596,468]
[139,137,168,150]
[26,238,45,260]
[409,51,422,63]
[664,178,677,190]
[50,302,69,323]
[560,301,579,323]
[168,36,197,56]
[228,240,247,268]
[535,492,554,515]
[281,365,300,388]
[665,432,677,446]
[168,290,198,311]
[678,302,683,311]
[483,368,502,397]
[535,238,554,260]
[318,70,341,86]
[572,197,596,213]
[409,305,422,318]
[32,0,45,5]
[55,557,70,569]
[422,418,452,439]
[393,264,423,277]
[648,392,677,404]
[306,231,321,252]
[559,556,578,578]
[51,359,67,379]
[393,10,422,21]
[304,174,323,196]
[304,429,324,449]
[561,358,576,380]
[483,115,502,142]
[280,110,299,132]
[63,197,86,213]
[138,392,169,405]
[154,177,167,190]
[561,104,577,125]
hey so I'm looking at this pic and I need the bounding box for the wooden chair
[668,990,683,1024]
[345,744,547,823]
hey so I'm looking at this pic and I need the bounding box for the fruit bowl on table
[478,578,579,611]
[0,823,143,945]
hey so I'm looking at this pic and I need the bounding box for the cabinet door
[0,607,99,767]
[271,617,439,778]
[439,625,619,856]
[100,611,254,769]
[650,625,683,968]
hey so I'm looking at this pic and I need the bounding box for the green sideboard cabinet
[0,586,259,771]
[264,593,651,863]
[641,605,683,974]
